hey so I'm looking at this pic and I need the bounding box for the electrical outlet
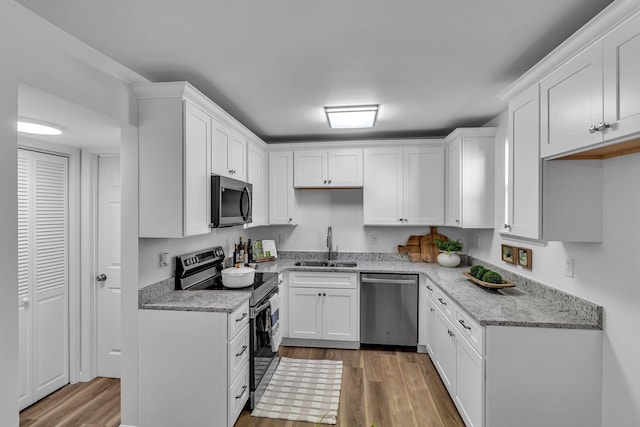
[370,234,378,246]
[564,257,574,278]
[158,252,169,269]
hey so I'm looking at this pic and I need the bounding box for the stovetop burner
[175,246,279,306]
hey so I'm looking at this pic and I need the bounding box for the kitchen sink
[294,261,357,268]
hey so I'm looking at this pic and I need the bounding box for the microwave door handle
[242,186,251,220]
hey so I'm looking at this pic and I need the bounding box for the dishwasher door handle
[361,277,417,285]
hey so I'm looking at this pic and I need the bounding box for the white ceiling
[18,83,122,148]
[17,0,614,143]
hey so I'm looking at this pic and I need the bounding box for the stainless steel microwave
[211,175,252,228]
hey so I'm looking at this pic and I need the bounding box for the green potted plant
[434,238,463,267]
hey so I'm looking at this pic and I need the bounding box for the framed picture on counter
[518,248,533,269]
[501,244,516,264]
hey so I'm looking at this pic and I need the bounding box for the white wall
[138,228,248,287]
[249,188,468,254]
[469,114,640,426]
[0,2,144,425]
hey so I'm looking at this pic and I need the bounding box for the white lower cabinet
[139,301,250,427]
[422,281,602,427]
[287,271,359,344]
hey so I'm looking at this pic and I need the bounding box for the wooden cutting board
[420,226,448,263]
[397,235,423,262]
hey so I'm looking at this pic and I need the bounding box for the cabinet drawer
[228,323,250,385]
[289,271,358,289]
[228,300,250,340]
[455,308,484,355]
[434,288,455,321]
[228,362,250,427]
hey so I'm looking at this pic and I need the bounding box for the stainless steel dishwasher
[360,273,418,347]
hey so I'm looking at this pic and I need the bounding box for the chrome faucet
[327,226,333,261]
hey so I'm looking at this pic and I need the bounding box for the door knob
[96,274,107,282]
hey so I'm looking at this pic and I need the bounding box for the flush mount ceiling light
[325,105,379,129]
[17,120,63,136]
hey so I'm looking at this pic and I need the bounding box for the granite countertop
[254,258,602,330]
[140,289,251,313]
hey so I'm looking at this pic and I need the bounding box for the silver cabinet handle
[235,385,247,399]
[447,329,455,337]
[426,285,433,291]
[597,122,610,132]
[96,274,107,282]
[430,307,435,313]
[19,296,29,307]
[589,125,597,134]
[328,180,332,184]
[235,312,248,322]
[504,223,511,230]
[235,345,248,357]
[458,319,472,330]
[323,180,327,184]
[437,297,447,306]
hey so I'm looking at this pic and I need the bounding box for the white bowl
[221,267,255,288]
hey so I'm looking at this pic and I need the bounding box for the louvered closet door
[17,149,69,409]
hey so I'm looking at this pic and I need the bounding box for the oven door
[250,289,280,407]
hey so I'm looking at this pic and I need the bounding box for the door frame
[17,138,80,385]
[79,148,119,382]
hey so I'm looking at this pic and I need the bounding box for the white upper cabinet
[363,145,444,226]
[246,141,267,227]
[540,12,640,158]
[505,85,542,240]
[212,119,247,181]
[445,129,495,229]
[294,148,363,188]
[603,13,640,142]
[136,90,211,238]
[269,151,297,225]
[540,43,604,158]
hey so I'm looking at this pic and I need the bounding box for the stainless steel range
[175,246,280,408]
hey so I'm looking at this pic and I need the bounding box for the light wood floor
[20,347,463,427]
[20,377,120,427]
[236,346,464,427]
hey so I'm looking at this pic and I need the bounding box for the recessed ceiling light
[17,120,63,136]
[325,105,379,129]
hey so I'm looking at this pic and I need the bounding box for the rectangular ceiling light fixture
[325,105,379,129]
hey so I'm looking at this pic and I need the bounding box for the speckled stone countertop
[140,288,251,313]
[254,257,602,330]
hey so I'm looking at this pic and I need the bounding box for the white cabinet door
[323,289,358,341]
[540,43,604,158]
[404,146,445,225]
[184,101,212,236]
[604,13,640,141]
[363,147,404,225]
[288,287,323,340]
[506,85,542,239]
[211,120,246,180]
[269,151,296,225]
[246,142,266,227]
[425,297,437,357]
[446,139,462,226]
[294,150,327,187]
[229,131,247,181]
[211,119,232,177]
[327,148,363,187]
[435,312,457,395]
[455,332,485,427]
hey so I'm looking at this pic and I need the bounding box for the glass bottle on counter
[247,239,253,263]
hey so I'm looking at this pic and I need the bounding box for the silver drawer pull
[458,319,472,330]
[426,285,433,291]
[235,312,248,322]
[437,297,447,306]
[447,329,454,337]
[235,385,247,399]
[235,345,248,358]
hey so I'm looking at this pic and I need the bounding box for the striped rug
[251,357,343,424]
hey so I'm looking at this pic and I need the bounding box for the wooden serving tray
[463,271,515,289]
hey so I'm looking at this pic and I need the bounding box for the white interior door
[18,149,69,409]
[97,155,122,378]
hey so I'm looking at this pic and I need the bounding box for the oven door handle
[252,300,271,318]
